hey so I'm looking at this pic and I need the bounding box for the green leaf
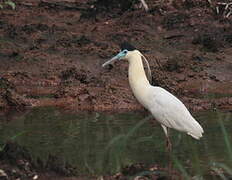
[125,118,147,140]
[133,135,153,144]
[105,134,125,150]
[0,144,6,152]
[0,4,3,9]
[5,1,16,10]
[218,113,232,161]
[172,155,191,180]
[10,131,26,140]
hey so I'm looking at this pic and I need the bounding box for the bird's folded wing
[147,87,203,138]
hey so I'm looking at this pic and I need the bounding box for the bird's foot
[166,137,172,153]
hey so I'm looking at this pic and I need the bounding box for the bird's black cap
[120,42,136,51]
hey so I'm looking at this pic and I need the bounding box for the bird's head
[102,42,139,67]
[102,42,152,83]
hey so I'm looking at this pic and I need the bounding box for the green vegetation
[0,108,232,178]
[103,118,148,172]
[104,110,232,179]
[172,111,232,179]
[0,0,15,9]
[0,131,26,152]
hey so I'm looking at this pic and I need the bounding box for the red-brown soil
[0,0,232,179]
[0,0,232,113]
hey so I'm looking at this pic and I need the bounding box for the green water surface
[0,107,231,177]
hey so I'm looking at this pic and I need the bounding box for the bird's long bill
[102,55,119,67]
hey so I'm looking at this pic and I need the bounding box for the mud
[0,141,85,180]
[0,0,232,178]
[0,142,176,180]
[0,0,232,113]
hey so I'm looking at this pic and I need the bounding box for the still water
[0,107,231,176]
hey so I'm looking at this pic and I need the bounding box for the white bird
[102,42,204,151]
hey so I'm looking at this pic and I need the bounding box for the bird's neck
[128,54,151,107]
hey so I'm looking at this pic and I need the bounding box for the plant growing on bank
[103,118,149,173]
[173,112,232,179]
[0,0,15,10]
[0,131,26,152]
[104,111,232,179]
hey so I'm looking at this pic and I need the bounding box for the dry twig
[215,1,232,18]
[139,0,149,11]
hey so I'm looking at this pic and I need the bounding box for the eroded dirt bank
[0,0,232,179]
[0,0,232,113]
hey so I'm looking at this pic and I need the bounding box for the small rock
[209,75,218,81]
[11,169,17,174]
[149,165,158,171]
[0,169,8,179]
[78,94,89,101]
[188,72,195,77]
[202,76,208,80]
[193,56,204,62]
[216,56,222,61]
[113,172,122,179]
[33,175,38,180]
[176,74,186,82]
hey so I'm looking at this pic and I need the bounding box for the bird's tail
[187,123,204,140]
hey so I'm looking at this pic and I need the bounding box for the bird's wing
[147,87,203,139]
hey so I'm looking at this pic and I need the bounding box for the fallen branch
[140,0,149,12]
[213,1,232,18]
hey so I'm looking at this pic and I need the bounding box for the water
[0,107,231,177]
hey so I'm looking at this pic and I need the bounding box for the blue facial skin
[102,49,129,67]
[116,49,128,60]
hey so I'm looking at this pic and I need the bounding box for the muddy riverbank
[0,0,232,113]
[0,0,232,179]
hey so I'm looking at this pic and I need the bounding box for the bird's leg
[161,125,173,179]
[166,131,172,153]
[161,125,172,153]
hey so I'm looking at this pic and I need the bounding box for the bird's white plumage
[126,50,204,139]
[102,49,204,140]
[147,86,203,139]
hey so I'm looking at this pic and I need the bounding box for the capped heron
[102,43,204,150]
